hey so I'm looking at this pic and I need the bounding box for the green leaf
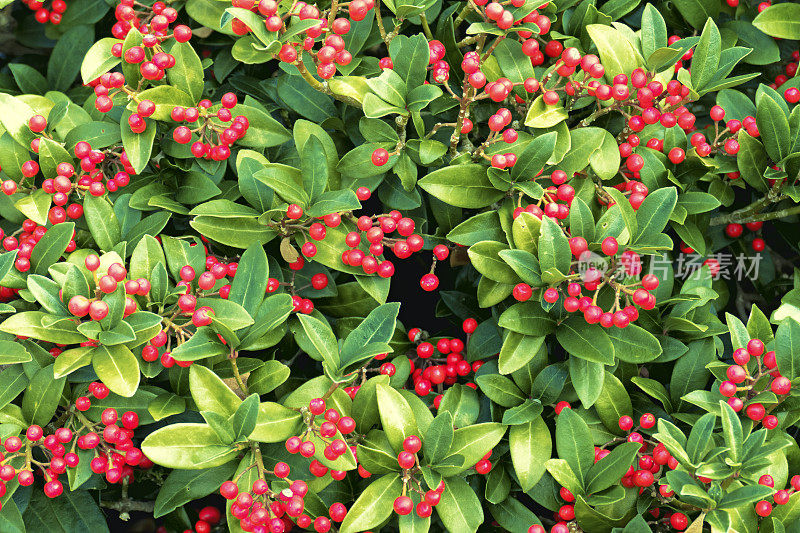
[15,189,50,226]
[167,40,205,102]
[672,0,720,30]
[10,63,47,94]
[229,242,268,315]
[424,411,455,464]
[476,373,526,407]
[22,365,65,427]
[189,364,242,417]
[81,37,121,84]
[81,194,122,252]
[140,423,238,469]
[524,95,568,128]
[377,384,418,453]
[584,441,640,493]
[390,34,429,88]
[47,25,93,91]
[594,372,633,433]
[53,346,94,378]
[511,132,557,180]
[640,3,667,61]
[339,474,402,533]
[555,407,595,487]
[92,344,140,398]
[120,109,156,174]
[447,211,506,247]
[153,463,238,518]
[686,412,716,465]
[148,393,186,421]
[0,94,35,147]
[0,341,30,365]
[498,333,545,375]
[468,241,519,284]
[569,198,596,242]
[489,497,542,533]
[250,402,303,443]
[129,235,164,282]
[340,302,400,369]
[232,393,259,440]
[753,3,800,39]
[0,311,84,344]
[190,216,276,249]
[439,423,505,476]
[718,485,775,510]
[631,377,673,412]
[756,91,791,162]
[691,19,721,90]
[196,298,253,331]
[502,398,543,425]
[498,249,541,288]
[538,216,570,275]
[509,417,550,491]
[634,186,677,243]
[607,324,663,363]
[30,222,74,275]
[23,487,110,533]
[719,400,743,464]
[776,318,800,380]
[436,476,484,533]
[247,360,290,394]
[569,357,605,408]
[498,302,555,337]
[586,24,641,78]
[418,165,503,208]
[297,314,340,372]
[0,366,28,411]
[300,135,328,201]
[556,318,614,364]
[366,69,407,107]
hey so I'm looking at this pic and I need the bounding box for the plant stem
[419,13,434,40]
[231,352,249,397]
[375,0,390,44]
[710,204,800,225]
[453,0,475,28]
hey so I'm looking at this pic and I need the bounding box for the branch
[101,499,155,521]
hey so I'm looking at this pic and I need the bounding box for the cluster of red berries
[229,0,370,80]
[171,94,251,161]
[215,399,356,532]
[282,198,415,279]
[83,406,149,485]
[221,473,338,532]
[513,180,576,220]
[0,383,148,509]
[773,49,800,102]
[110,0,192,43]
[155,506,222,533]
[718,339,790,429]
[725,220,766,252]
[390,327,483,398]
[1,218,77,273]
[510,236,657,328]
[391,436,446,518]
[479,0,551,33]
[9,115,133,200]
[285,398,356,480]
[23,0,67,24]
[67,256,144,321]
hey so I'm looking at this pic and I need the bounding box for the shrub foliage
[0,0,800,532]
